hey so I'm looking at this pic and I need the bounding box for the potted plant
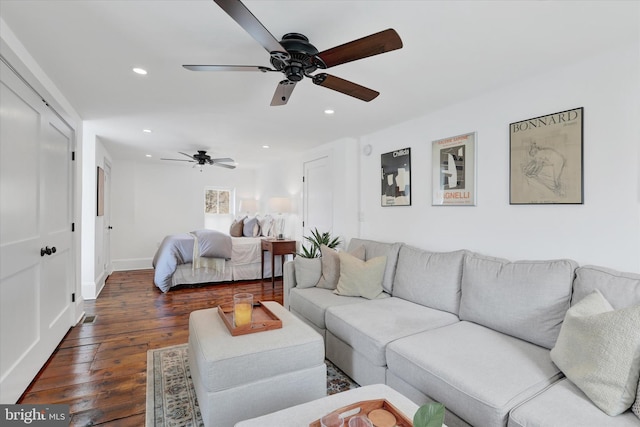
[299,228,341,258]
[294,229,341,288]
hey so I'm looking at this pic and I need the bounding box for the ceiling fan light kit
[183,0,403,106]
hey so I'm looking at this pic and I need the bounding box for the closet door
[0,61,74,403]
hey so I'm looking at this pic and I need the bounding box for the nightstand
[261,239,297,288]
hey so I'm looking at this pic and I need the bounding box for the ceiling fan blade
[214,162,237,169]
[214,0,288,57]
[179,152,195,159]
[211,158,235,163]
[161,158,195,162]
[270,80,297,106]
[313,74,379,102]
[183,65,274,72]
[316,29,403,69]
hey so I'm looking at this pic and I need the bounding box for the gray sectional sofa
[283,238,640,427]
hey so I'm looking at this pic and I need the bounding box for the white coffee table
[235,383,433,427]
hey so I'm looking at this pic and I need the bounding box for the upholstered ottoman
[188,301,326,427]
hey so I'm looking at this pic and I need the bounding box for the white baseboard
[112,258,153,271]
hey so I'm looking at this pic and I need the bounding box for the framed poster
[381,148,411,206]
[510,107,583,204]
[432,132,476,206]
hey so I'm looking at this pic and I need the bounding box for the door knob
[40,246,55,256]
[108,226,113,230]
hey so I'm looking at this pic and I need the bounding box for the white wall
[357,44,640,273]
[109,159,256,270]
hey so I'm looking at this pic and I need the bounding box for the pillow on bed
[230,217,245,237]
[243,217,260,237]
[259,215,275,237]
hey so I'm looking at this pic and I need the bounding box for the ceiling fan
[161,151,236,169]
[183,0,403,106]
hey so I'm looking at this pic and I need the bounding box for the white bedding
[167,236,283,290]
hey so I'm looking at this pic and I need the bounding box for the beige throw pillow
[550,290,640,416]
[334,254,386,299]
[229,218,245,237]
[315,245,365,290]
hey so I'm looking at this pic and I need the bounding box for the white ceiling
[1,1,637,169]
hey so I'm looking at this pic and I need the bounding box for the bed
[152,229,282,292]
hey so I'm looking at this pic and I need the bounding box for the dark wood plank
[17,269,283,425]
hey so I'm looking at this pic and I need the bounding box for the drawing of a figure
[522,141,566,196]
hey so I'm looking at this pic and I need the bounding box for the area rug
[146,344,359,427]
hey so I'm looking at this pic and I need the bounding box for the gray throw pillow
[633,377,640,419]
[293,257,322,289]
[243,217,260,237]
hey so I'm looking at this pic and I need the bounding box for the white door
[0,61,75,403]
[302,156,333,245]
[103,161,112,274]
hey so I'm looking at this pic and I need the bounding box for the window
[205,188,233,215]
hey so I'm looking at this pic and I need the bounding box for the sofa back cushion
[459,253,577,349]
[572,265,640,309]
[347,238,402,293]
[392,245,466,314]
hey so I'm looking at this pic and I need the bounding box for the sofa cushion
[459,253,577,349]
[288,287,367,330]
[386,321,562,427]
[572,265,640,309]
[550,290,640,416]
[316,245,365,290]
[508,378,640,427]
[326,297,459,367]
[334,254,386,299]
[347,238,402,294]
[392,245,466,314]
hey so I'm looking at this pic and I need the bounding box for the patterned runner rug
[146,344,359,427]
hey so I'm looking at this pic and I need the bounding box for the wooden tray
[309,399,413,427]
[217,301,282,336]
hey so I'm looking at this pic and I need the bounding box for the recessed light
[145,154,152,158]
[262,145,270,149]
[324,109,335,115]
[143,129,152,133]
[133,67,148,75]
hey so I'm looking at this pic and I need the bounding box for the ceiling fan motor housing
[270,33,325,82]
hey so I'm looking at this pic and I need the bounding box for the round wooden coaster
[367,408,397,427]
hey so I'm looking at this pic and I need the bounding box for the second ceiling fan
[184,0,403,106]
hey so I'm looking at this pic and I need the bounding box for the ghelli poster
[432,132,476,206]
[510,107,583,204]
[381,148,411,206]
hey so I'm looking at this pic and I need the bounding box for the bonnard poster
[432,132,476,206]
[510,107,583,204]
[381,148,411,206]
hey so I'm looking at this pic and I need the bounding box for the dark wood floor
[18,270,283,426]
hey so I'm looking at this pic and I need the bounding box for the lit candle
[233,293,253,327]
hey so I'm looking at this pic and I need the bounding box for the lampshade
[268,197,291,214]
[239,199,258,213]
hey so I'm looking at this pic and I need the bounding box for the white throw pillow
[259,215,275,237]
[293,257,322,289]
[315,245,365,290]
[334,254,386,299]
[550,290,640,416]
